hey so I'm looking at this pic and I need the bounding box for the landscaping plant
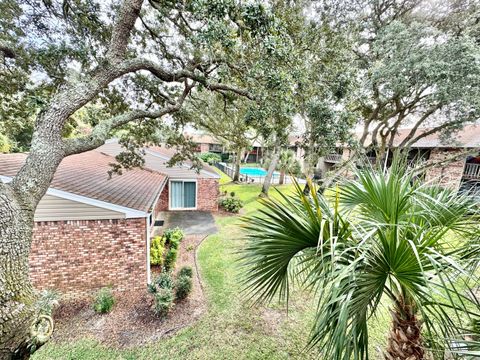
[219,193,244,213]
[175,275,193,300]
[153,288,174,318]
[92,288,115,314]
[178,266,193,278]
[150,235,165,266]
[164,248,178,271]
[164,227,185,250]
[241,159,480,359]
[198,152,221,165]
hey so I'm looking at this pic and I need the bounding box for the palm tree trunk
[279,171,285,185]
[385,299,424,360]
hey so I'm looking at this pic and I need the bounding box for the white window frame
[168,179,198,210]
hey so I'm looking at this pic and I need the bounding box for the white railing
[324,154,343,163]
[463,163,480,180]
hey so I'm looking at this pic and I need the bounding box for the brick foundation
[425,149,466,190]
[30,218,147,298]
[157,178,219,212]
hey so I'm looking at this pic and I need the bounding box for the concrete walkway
[159,211,218,235]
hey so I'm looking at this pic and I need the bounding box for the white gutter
[146,215,152,284]
[0,175,148,219]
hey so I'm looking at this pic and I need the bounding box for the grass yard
[211,166,232,185]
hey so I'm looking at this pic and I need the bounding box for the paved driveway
[159,211,217,235]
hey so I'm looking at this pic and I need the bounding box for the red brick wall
[425,148,466,189]
[197,178,219,211]
[156,178,219,212]
[157,182,169,212]
[30,218,147,297]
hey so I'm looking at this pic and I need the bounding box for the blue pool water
[240,167,279,177]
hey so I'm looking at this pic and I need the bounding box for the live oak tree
[0,0,296,357]
[325,0,480,157]
[186,94,257,182]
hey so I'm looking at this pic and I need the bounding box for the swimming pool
[240,167,279,177]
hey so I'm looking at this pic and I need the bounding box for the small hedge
[198,152,221,165]
[93,287,115,314]
[219,194,244,213]
[150,235,165,266]
[150,227,184,268]
[153,288,174,317]
[178,266,193,278]
[164,248,178,271]
[175,275,193,300]
[149,266,194,316]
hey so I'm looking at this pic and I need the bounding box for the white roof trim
[0,175,148,219]
[144,149,220,179]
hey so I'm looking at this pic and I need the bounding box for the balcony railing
[463,163,480,180]
[324,154,343,163]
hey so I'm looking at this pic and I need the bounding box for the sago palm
[240,161,480,359]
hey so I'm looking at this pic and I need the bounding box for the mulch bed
[49,235,207,348]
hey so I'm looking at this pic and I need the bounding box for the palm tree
[277,149,298,185]
[240,160,480,359]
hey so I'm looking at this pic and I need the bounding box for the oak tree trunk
[385,300,424,360]
[233,148,242,182]
[260,146,279,197]
[0,185,40,359]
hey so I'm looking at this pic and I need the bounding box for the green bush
[163,227,184,249]
[153,288,174,317]
[175,275,193,300]
[153,271,174,290]
[219,195,244,213]
[93,287,115,314]
[164,248,178,271]
[198,152,221,165]
[178,266,193,278]
[150,235,165,266]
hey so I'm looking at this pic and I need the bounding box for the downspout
[146,176,169,285]
[146,216,151,284]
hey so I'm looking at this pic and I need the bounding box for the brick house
[0,142,219,297]
[321,124,480,190]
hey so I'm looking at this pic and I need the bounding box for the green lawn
[211,166,232,185]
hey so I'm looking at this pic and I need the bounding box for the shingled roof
[0,151,166,212]
[360,124,480,149]
[97,141,220,179]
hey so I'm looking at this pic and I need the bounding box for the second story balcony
[463,162,480,180]
[324,153,343,163]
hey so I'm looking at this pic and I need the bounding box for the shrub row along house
[320,124,480,191]
[0,140,219,297]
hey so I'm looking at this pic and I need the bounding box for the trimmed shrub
[198,152,221,165]
[164,227,184,249]
[219,195,244,213]
[164,248,178,271]
[153,288,174,317]
[154,271,174,290]
[150,235,165,266]
[93,287,115,314]
[175,275,193,300]
[178,266,193,278]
